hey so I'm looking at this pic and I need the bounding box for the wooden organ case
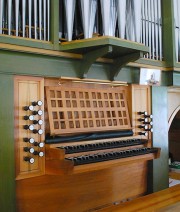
[15,77,160,212]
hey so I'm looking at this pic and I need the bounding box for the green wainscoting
[0,74,15,212]
[0,49,141,83]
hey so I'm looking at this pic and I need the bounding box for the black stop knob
[32,101,43,106]
[24,125,34,130]
[139,132,148,136]
[23,105,34,111]
[24,147,35,153]
[24,115,34,121]
[32,110,43,116]
[24,157,35,164]
[23,137,35,144]
[33,119,43,125]
[138,111,148,115]
[33,151,44,157]
[34,142,44,148]
[32,129,43,135]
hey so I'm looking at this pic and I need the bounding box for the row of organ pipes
[0,0,163,60]
[60,0,163,60]
[0,0,50,40]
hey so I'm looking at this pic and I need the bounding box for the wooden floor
[98,184,180,212]
[169,171,180,180]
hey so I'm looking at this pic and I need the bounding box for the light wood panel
[131,85,151,139]
[16,162,148,212]
[14,76,45,179]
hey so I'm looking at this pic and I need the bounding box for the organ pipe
[22,0,26,37]
[39,0,42,40]
[80,0,97,39]
[0,0,4,34]
[133,0,142,43]
[100,0,117,36]
[28,0,32,38]
[116,0,126,39]
[47,0,50,41]
[64,0,76,41]
[43,0,46,40]
[8,0,12,35]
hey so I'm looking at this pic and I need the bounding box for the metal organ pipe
[43,0,46,40]
[34,0,37,39]
[153,0,159,60]
[150,0,155,60]
[8,0,12,35]
[116,0,126,39]
[133,0,142,43]
[141,0,145,46]
[89,0,97,38]
[157,0,162,61]
[100,0,117,36]
[80,0,97,39]
[15,0,19,37]
[125,0,142,42]
[28,0,32,38]
[47,0,50,41]
[22,0,26,37]
[80,0,91,39]
[64,0,76,41]
[39,0,42,40]
[0,0,4,34]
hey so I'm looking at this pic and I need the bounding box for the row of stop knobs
[23,101,44,135]
[138,111,153,136]
[24,137,44,164]
[23,101,44,164]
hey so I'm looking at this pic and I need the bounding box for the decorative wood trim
[0,43,82,59]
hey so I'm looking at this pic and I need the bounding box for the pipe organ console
[15,77,160,211]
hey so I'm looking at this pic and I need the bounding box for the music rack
[45,86,131,135]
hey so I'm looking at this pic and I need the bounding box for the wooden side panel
[16,161,148,212]
[131,85,151,139]
[14,76,45,179]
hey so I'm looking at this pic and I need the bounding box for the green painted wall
[162,0,176,67]
[150,86,169,192]
[0,49,140,83]
[173,71,180,86]
[0,74,15,212]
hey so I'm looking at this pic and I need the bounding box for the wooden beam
[111,51,144,81]
[80,45,113,78]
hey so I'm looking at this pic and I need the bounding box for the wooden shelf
[59,36,149,80]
